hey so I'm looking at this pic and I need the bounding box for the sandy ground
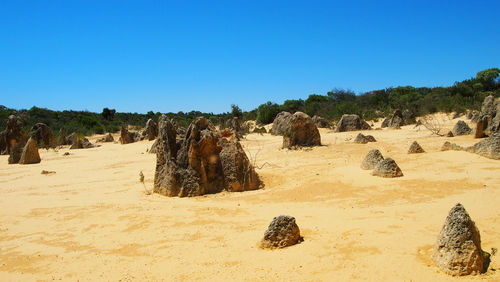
[1,113,499,281]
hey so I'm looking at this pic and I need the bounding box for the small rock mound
[271,112,292,135]
[31,123,55,149]
[433,203,488,276]
[408,141,425,154]
[371,158,403,178]
[353,133,376,144]
[259,215,302,249]
[97,133,114,143]
[452,120,472,136]
[446,131,454,137]
[282,112,321,149]
[441,141,463,152]
[335,114,371,132]
[312,115,329,128]
[142,119,159,141]
[381,109,405,128]
[120,126,140,144]
[361,149,384,170]
[69,135,94,149]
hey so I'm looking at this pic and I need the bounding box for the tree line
[1,68,499,136]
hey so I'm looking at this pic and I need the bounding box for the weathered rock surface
[467,134,500,160]
[69,135,94,149]
[312,115,329,128]
[408,141,425,154]
[1,115,26,155]
[153,116,262,197]
[440,134,500,160]
[259,215,302,249]
[382,109,405,128]
[281,112,321,149]
[19,138,41,164]
[220,139,261,192]
[361,149,384,170]
[31,123,55,149]
[452,120,472,136]
[353,133,376,144]
[371,158,403,178]
[475,118,487,138]
[8,142,24,164]
[142,119,159,141]
[271,112,292,135]
[97,133,114,143]
[149,138,160,154]
[335,114,371,132]
[433,203,488,276]
[472,95,500,136]
[120,126,140,144]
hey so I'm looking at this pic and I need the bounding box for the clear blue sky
[1,1,499,114]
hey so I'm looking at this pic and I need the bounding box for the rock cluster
[433,203,489,276]
[259,215,302,249]
[440,134,500,160]
[353,133,376,144]
[335,114,371,132]
[281,112,321,149]
[408,141,425,154]
[153,116,262,197]
[452,120,472,136]
[31,123,55,149]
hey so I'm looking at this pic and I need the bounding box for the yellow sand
[1,113,499,281]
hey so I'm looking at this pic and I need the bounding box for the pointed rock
[361,149,384,170]
[371,158,403,178]
[260,215,302,249]
[433,203,488,276]
[408,141,425,154]
[19,138,41,164]
[452,120,472,136]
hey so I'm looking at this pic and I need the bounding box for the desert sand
[1,113,499,281]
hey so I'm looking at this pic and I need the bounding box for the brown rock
[1,115,27,155]
[31,123,55,149]
[353,133,376,144]
[19,138,41,164]
[452,120,472,136]
[142,119,159,141]
[153,116,262,197]
[361,149,384,170]
[433,203,488,276]
[408,141,425,154]
[260,215,302,249]
[312,115,329,128]
[271,112,292,135]
[335,114,371,132]
[282,112,321,149]
[371,158,403,178]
